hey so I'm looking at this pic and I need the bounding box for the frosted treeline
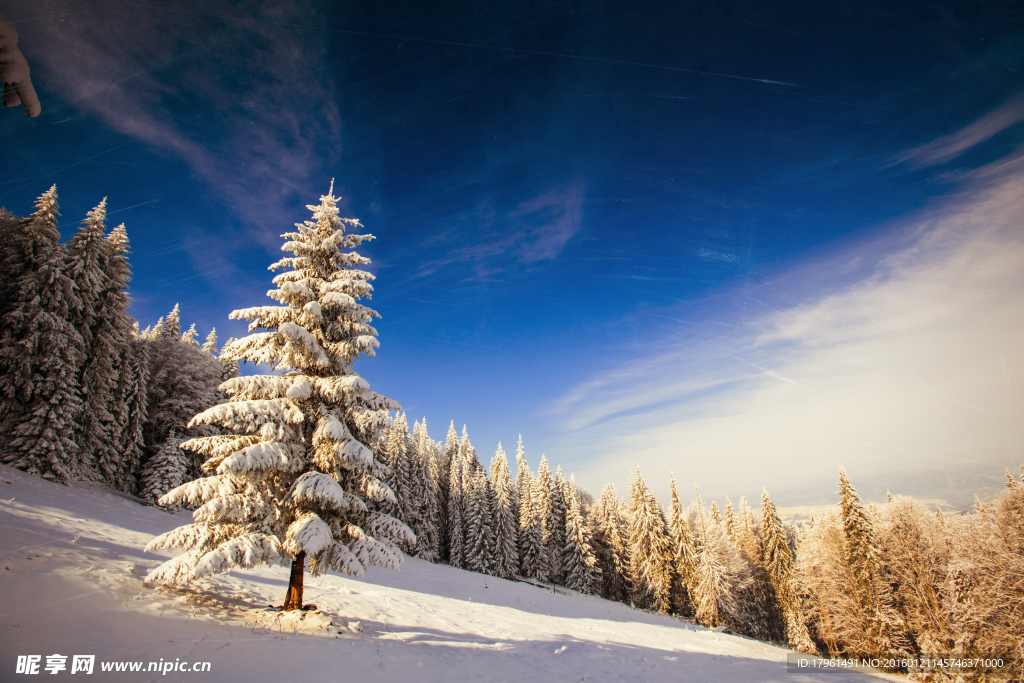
[388,421,1023,678]
[0,189,235,497]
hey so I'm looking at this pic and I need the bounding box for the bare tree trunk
[282,551,306,611]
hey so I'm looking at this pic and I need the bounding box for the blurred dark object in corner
[0,12,41,117]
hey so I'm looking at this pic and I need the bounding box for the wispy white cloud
[553,151,1024,508]
[16,1,342,254]
[418,179,585,277]
[894,93,1024,169]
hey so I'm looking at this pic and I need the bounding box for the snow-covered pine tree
[549,466,568,584]
[218,337,241,381]
[202,328,218,355]
[513,436,530,534]
[668,475,697,616]
[693,487,728,628]
[67,198,119,483]
[160,304,181,339]
[380,414,414,541]
[723,496,737,542]
[139,430,188,509]
[534,455,555,581]
[465,466,494,574]
[517,456,544,579]
[563,476,599,593]
[118,337,149,493]
[435,420,459,561]
[101,224,139,492]
[627,468,673,613]
[410,419,441,562]
[591,483,629,602]
[143,183,411,611]
[448,437,466,569]
[729,493,777,643]
[181,323,199,346]
[0,186,85,484]
[762,488,815,652]
[489,443,519,578]
[837,468,899,657]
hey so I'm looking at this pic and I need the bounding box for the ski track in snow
[0,465,890,682]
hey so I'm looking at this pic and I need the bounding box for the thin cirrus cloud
[417,179,585,278]
[17,1,341,254]
[893,93,1024,169]
[553,145,1024,509]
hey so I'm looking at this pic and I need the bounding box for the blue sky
[3,0,1023,509]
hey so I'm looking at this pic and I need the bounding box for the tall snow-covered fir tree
[435,420,459,562]
[562,476,599,593]
[591,483,629,602]
[202,328,218,355]
[118,336,149,493]
[762,488,815,652]
[489,443,519,578]
[464,466,494,575]
[410,419,442,562]
[218,337,241,382]
[668,475,697,617]
[139,430,188,510]
[533,455,555,581]
[837,468,900,657]
[548,466,568,584]
[627,468,673,613]
[143,183,411,611]
[380,413,414,542]
[101,224,140,492]
[0,186,84,484]
[67,198,117,483]
[447,433,467,569]
[516,454,544,579]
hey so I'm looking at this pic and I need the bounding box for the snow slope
[0,465,888,682]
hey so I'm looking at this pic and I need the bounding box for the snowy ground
[0,465,892,682]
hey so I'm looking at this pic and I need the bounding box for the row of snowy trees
[375,410,1024,675]
[0,188,235,500]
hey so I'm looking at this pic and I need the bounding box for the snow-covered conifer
[549,466,568,584]
[0,186,84,484]
[161,304,181,338]
[435,420,459,561]
[181,323,199,346]
[693,487,729,627]
[410,419,441,562]
[67,198,119,483]
[626,468,673,613]
[100,224,138,491]
[563,476,599,593]
[143,183,410,611]
[837,468,898,657]
[668,475,697,616]
[465,467,495,574]
[762,488,814,652]
[118,338,149,493]
[202,328,218,355]
[591,483,629,602]
[139,430,188,509]
[533,455,555,581]
[217,337,241,381]
[448,441,466,568]
[489,443,519,578]
[517,466,546,580]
